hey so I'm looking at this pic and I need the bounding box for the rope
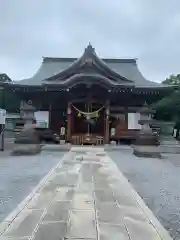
[72,104,105,115]
[72,103,105,119]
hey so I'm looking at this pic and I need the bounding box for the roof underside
[10,44,167,89]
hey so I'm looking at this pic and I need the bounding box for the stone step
[160,146,180,153]
[160,136,179,145]
[161,140,179,145]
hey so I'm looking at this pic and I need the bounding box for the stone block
[120,205,148,222]
[95,189,114,203]
[52,187,74,202]
[33,222,67,240]
[0,221,11,235]
[133,146,161,158]
[72,192,94,210]
[4,209,43,238]
[42,201,70,222]
[99,223,129,240]
[124,217,160,240]
[26,191,54,210]
[67,210,96,239]
[12,125,41,156]
[52,174,78,187]
[11,144,41,156]
[14,128,40,144]
[114,192,139,208]
[96,203,123,224]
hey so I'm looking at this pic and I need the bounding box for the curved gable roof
[12,44,167,89]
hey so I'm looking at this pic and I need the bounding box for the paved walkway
[0,147,172,239]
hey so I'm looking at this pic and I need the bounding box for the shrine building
[1,44,172,145]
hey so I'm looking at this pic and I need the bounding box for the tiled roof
[8,44,168,89]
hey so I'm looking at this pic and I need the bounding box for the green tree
[153,74,180,121]
[163,74,180,85]
[0,89,20,112]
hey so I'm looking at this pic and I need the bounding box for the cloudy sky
[0,0,180,82]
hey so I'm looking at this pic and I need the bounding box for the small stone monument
[133,102,161,158]
[12,101,41,156]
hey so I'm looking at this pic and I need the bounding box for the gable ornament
[81,58,94,66]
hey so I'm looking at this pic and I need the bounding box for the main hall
[2,43,171,145]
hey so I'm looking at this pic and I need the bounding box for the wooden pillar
[48,102,52,129]
[105,100,110,144]
[67,102,72,143]
[125,107,128,129]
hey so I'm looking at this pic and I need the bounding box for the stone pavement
[0,147,172,239]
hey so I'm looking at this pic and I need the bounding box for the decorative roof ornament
[83,58,94,66]
[0,73,12,83]
[80,43,95,67]
[85,42,95,54]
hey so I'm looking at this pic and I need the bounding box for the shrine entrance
[70,99,106,145]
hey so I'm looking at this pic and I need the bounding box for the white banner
[0,109,6,124]
[128,113,141,129]
[34,111,49,128]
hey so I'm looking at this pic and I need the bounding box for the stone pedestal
[133,146,161,158]
[12,126,41,156]
[133,103,161,158]
[135,127,159,146]
[133,129,161,158]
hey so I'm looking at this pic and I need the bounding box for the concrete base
[133,146,162,158]
[41,144,71,152]
[11,144,41,156]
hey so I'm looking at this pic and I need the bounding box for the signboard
[34,111,49,128]
[128,113,141,129]
[0,109,6,124]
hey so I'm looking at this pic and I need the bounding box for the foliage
[153,74,180,121]
[153,90,180,121]
[0,89,20,112]
[163,74,180,85]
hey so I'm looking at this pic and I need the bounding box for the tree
[0,89,20,112]
[153,74,180,121]
[163,74,180,85]
[153,90,180,120]
[0,74,21,112]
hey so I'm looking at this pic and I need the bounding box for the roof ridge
[42,57,137,64]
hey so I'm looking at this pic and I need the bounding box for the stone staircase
[160,135,179,145]
[160,135,180,153]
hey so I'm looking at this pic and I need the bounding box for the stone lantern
[20,101,36,126]
[133,102,161,158]
[12,101,41,156]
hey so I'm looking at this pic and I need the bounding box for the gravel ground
[108,150,180,239]
[0,151,66,222]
